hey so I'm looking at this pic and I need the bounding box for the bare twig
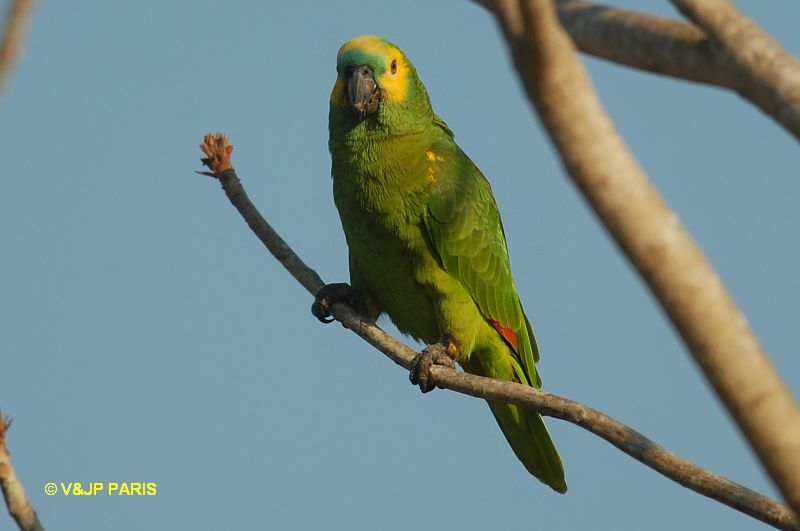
[476,0,800,520]
[0,0,34,102]
[477,1,800,142]
[0,415,44,531]
[196,132,799,530]
[197,133,325,295]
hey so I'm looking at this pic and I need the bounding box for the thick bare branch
[477,1,800,141]
[477,0,800,519]
[196,132,800,530]
[669,0,800,139]
[555,1,730,85]
[0,0,34,102]
[0,416,44,531]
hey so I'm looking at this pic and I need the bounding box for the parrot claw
[312,282,367,324]
[409,343,456,393]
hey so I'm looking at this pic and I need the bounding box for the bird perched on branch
[313,35,566,493]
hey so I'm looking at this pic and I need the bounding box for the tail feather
[462,328,566,493]
[488,400,567,493]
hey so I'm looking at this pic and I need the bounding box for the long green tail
[487,399,567,493]
[463,337,567,493]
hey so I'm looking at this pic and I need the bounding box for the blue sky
[2,1,799,529]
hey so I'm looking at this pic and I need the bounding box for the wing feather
[424,152,541,387]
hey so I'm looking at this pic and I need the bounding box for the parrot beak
[347,65,380,121]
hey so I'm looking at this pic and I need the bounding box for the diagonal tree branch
[493,0,800,142]
[476,0,800,519]
[197,132,799,530]
[554,1,728,85]
[0,415,44,531]
[668,0,800,140]
[0,0,35,103]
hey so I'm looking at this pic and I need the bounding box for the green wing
[424,149,542,388]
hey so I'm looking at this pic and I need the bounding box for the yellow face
[331,35,412,108]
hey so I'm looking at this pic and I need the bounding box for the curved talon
[312,282,364,324]
[409,344,456,393]
[311,298,334,323]
[311,298,337,324]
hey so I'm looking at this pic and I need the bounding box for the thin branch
[477,0,800,142]
[0,0,34,102]
[196,132,799,530]
[0,415,44,531]
[477,0,800,520]
[196,137,324,296]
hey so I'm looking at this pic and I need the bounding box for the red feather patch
[491,319,517,351]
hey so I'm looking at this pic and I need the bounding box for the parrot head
[330,36,433,135]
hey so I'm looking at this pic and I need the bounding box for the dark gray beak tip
[347,65,380,121]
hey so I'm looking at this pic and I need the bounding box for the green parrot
[313,35,566,493]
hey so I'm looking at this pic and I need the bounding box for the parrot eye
[390,59,398,75]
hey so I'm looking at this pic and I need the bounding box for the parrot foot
[311,282,367,323]
[409,343,456,393]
